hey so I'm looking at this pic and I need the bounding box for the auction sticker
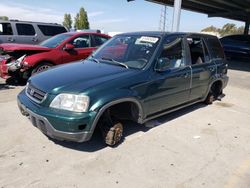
[139,36,159,43]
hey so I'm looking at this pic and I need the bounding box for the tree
[74,13,80,29]
[0,16,9,21]
[201,23,246,37]
[201,25,218,32]
[63,13,72,30]
[74,7,89,30]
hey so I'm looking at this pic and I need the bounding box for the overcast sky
[0,0,244,33]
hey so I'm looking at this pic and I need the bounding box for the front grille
[26,83,47,103]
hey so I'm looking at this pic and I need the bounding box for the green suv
[17,32,229,146]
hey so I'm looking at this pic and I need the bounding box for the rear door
[61,34,96,64]
[186,35,216,101]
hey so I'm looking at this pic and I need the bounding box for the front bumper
[0,59,9,79]
[17,90,97,142]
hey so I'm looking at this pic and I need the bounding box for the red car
[0,32,111,81]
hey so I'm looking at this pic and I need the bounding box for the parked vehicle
[17,32,228,146]
[0,20,67,44]
[220,34,250,60]
[0,32,111,80]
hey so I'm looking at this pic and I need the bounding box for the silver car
[0,20,67,44]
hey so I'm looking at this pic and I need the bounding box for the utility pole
[172,0,182,31]
[159,5,167,31]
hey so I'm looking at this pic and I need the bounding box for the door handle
[7,37,14,42]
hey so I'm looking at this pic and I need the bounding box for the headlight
[50,94,89,112]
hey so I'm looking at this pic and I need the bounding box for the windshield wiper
[101,57,128,69]
[88,55,100,64]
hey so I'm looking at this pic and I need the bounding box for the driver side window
[70,35,90,48]
[159,36,185,69]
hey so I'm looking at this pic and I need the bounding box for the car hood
[0,43,51,52]
[29,60,139,94]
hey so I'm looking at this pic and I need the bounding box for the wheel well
[98,101,140,124]
[211,80,223,97]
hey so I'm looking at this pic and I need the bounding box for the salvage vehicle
[17,32,229,146]
[0,32,111,81]
[220,34,250,60]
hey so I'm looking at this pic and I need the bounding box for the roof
[117,31,218,38]
[0,19,62,25]
[146,0,250,22]
[64,32,111,37]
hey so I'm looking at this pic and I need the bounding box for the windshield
[90,35,160,69]
[40,33,72,48]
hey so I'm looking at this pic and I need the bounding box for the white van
[0,20,67,44]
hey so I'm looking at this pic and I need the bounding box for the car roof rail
[8,19,61,25]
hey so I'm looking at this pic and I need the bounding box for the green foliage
[74,7,89,30]
[63,13,72,30]
[201,25,218,32]
[0,16,9,21]
[74,13,80,29]
[201,23,245,36]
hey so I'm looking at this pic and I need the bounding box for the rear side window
[0,23,13,35]
[206,38,224,59]
[93,35,109,47]
[38,25,67,36]
[187,37,208,65]
[16,23,35,35]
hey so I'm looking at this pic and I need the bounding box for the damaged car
[17,32,228,146]
[0,32,111,81]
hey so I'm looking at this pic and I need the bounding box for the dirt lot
[0,61,250,188]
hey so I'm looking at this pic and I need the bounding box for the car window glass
[38,25,67,36]
[202,40,210,62]
[92,35,160,69]
[159,36,185,69]
[206,38,224,59]
[187,37,206,65]
[70,35,90,48]
[93,35,109,47]
[40,33,72,48]
[0,23,13,35]
[16,23,35,36]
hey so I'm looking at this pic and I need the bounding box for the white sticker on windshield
[139,36,159,43]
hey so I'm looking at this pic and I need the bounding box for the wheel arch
[204,78,223,100]
[89,97,144,135]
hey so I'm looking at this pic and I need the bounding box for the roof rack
[8,19,61,25]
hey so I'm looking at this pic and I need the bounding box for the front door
[0,22,15,43]
[143,36,191,116]
[62,34,96,64]
[15,23,38,44]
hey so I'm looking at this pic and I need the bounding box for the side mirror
[63,43,75,51]
[155,57,171,72]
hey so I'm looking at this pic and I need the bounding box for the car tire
[31,62,53,75]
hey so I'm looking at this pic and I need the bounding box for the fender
[87,96,144,137]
